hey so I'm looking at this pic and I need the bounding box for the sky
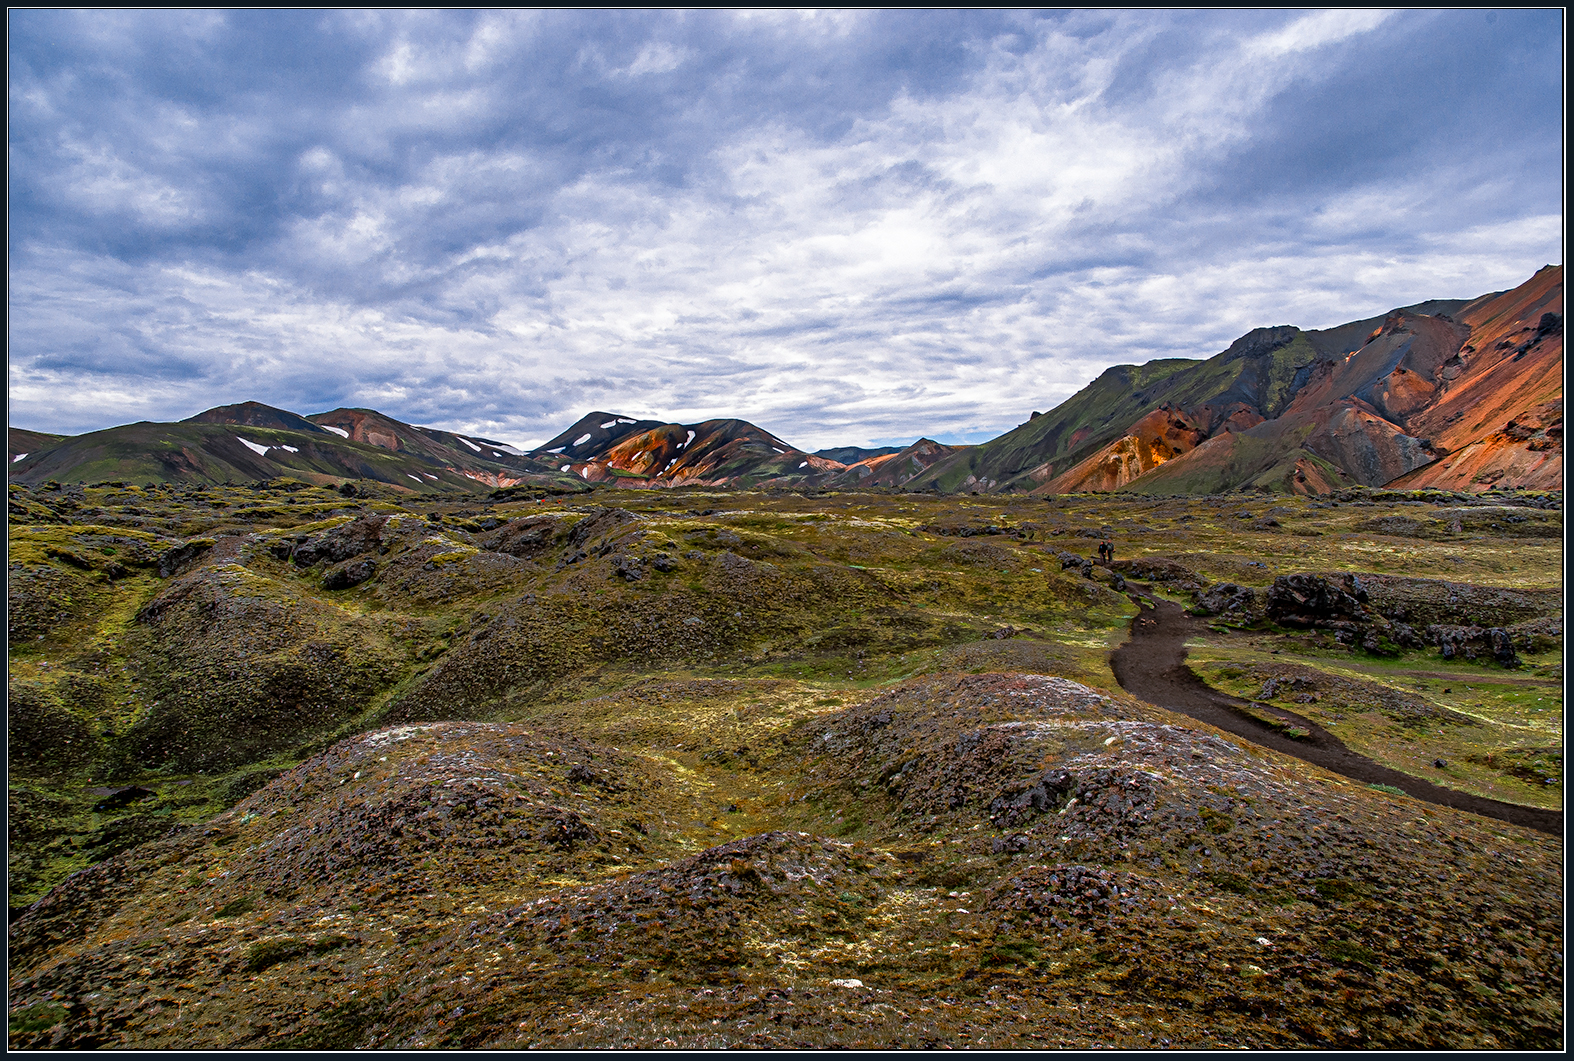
[7,10,1564,450]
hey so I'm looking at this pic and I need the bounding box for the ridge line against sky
[7,9,1563,450]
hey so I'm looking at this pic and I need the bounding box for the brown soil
[1110,595,1561,836]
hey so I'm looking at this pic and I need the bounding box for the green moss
[1312,878,1367,902]
[214,896,256,918]
[244,933,351,973]
[1323,939,1379,967]
[9,1003,69,1037]
[1198,807,1234,834]
[426,548,480,566]
[1204,870,1252,894]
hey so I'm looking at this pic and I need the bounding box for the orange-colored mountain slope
[831,438,962,488]
[1046,266,1560,495]
[1390,265,1562,491]
[537,418,825,487]
[1042,406,1217,492]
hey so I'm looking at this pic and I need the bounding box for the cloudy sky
[8,10,1563,449]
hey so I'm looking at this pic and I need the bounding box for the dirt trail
[1110,595,1562,836]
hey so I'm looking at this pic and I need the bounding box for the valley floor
[7,480,1563,1048]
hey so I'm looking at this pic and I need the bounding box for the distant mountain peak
[182,401,330,434]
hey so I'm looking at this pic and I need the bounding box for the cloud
[1245,9,1395,58]
[7,10,1563,447]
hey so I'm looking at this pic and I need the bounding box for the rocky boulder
[282,515,389,567]
[156,538,215,578]
[1190,583,1261,623]
[1265,574,1371,627]
[1429,624,1521,668]
[1112,557,1208,592]
[567,507,641,550]
[479,514,572,559]
[1254,574,1431,655]
[322,557,377,590]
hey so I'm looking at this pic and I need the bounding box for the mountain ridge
[9,268,1560,495]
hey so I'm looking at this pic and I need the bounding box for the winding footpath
[1110,595,1562,836]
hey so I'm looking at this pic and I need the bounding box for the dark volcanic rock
[1112,557,1208,591]
[1190,583,1261,622]
[157,539,215,578]
[479,514,572,559]
[290,515,388,567]
[322,557,377,590]
[1430,624,1521,668]
[610,553,645,582]
[987,769,1077,826]
[91,786,157,812]
[1265,574,1370,627]
[567,507,640,550]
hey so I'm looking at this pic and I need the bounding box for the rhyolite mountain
[813,445,903,465]
[527,414,962,490]
[909,265,1561,496]
[7,404,586,496]
[7,267,1560,496]
[7,403,946,495]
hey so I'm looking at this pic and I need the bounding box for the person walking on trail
[1105,540,1115,563]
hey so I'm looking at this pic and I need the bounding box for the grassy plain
[6,478,1563,1048]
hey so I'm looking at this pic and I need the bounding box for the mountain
[306,408,556,489]
[912,266,1561,495]
[182,401,331,435]
[813,445,902,464]
[827,438,964,489]
[531,416,838,487]
[1388,267,1563,491]
[526,416,966,492]
[8,403,586,495]
[531,411,670,463]
[9,427,68,463]
[9,268,1559,497]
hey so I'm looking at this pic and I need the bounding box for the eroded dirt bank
[1110,596,1561,835]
